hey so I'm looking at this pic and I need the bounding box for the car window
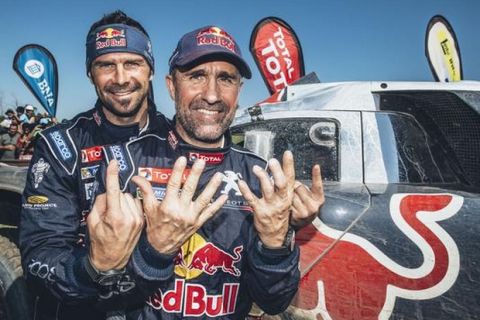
[371,112,461,184]
[231,118,339,181]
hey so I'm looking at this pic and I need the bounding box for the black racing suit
[94,125,300,319]
[19,100,171,319]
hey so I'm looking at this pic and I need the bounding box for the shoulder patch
[41,128,78,175]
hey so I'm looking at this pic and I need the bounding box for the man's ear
[87,72,94,84]
[165,74,175,101]
[149,71,154,81]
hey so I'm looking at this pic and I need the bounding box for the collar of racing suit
[166,116,231,166]
[93,98,162,141]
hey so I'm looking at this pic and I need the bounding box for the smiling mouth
[110,90,134,97]
[197,109,221,115]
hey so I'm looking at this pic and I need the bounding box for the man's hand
[132,156,227,255]
[87,160,144,271]
[291,164,325,229]
[0,144,15,151]
[238,151,295,248]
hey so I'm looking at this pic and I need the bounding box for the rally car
[231,80,480,320]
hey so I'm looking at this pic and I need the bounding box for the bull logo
[221,171,242,196]
[291,193,463,319]
[31,158,50,188]
[174,233,243,279]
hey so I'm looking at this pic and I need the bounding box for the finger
[197,194,228,227]
[311,165,324,199]
[134,197,143,216]
[87,193,107,227]
[164,157,187,200]
[238,179,259,208]
[291,196,316,228]
[106,160,121,211]
[295,183,323,215]
[252,165,274,200]
[194,172,223,212]
[180,159,205,204]
[268,158,288,195]
[292,191,309,220]
[122,193,144,227]
[132,175,157,214]
[282,150,296,188]
[121,193,141,218]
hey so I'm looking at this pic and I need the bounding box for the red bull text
[146,279,239,317]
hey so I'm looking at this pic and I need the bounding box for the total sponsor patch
[188,152,224,164]
[81,146,103,163]
[138,167,190,184]
[223,199,253,213]
[81,165,100,180]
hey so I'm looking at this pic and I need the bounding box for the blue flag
[13,44,58,117]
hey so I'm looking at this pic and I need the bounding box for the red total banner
[250,17,305,94]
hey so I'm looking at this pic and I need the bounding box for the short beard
[176,99,234,144]
[102,95,146,118]
[97,82,147,118]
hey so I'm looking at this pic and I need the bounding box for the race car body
[232,80,480,320]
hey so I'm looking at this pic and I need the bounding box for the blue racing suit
[19,100,171,319]
[96,124,300,319]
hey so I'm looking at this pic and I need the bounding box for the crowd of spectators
[0,105,57,161]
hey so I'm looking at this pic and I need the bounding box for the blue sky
[1,0,478,120]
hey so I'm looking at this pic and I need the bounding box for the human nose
[202,76,221,104]
[113,64,128,85]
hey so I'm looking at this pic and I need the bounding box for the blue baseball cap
[169,26,251,79]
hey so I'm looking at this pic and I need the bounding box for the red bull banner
[425,15,463,82]
[13,44,58,117]
[250,17,305,94]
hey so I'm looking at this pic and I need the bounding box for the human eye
[125,60,142,70]
[189,71,206,80]
[94,62,115,72]
[218,73,239,87]
[186,70,207,84]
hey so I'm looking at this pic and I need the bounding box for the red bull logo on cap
[96,27,126,50]
[196,26,237,53]
[96,27,125,40]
